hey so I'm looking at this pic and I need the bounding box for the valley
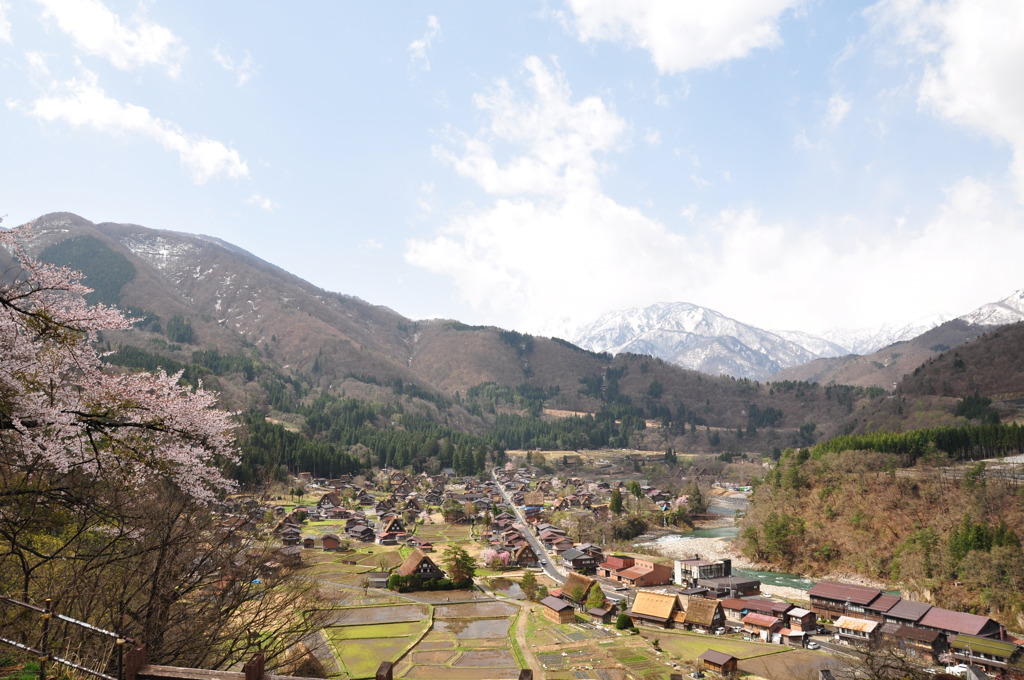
[3,214,1024,680]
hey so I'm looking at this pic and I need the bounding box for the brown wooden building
[541,595,576,624]
[698,649,738,676]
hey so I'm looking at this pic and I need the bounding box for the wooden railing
[0,595,131,680]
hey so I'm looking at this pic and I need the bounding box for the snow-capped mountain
[569,288,1024,382]
[570,302,840,380]
[818,315,952,356]
[770,329,849,358]
[959,288,1024,327]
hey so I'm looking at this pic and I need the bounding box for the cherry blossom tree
[480,548,499,566]
[0,224,237,501]
[0,223,320,669]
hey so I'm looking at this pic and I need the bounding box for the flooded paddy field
[433,600,517,618]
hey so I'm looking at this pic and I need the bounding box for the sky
[2,0,1024,338]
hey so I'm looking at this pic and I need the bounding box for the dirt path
[513,601,545,680]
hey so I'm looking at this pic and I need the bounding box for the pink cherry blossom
[0,223,237,501]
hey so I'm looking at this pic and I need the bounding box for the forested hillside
[7,213,1020,493]
[899,321,1024,399]
[0,214,904,487]
[731,306,1024,630]
[739,446,1024,628]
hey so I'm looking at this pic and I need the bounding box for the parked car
[807,642,820,650]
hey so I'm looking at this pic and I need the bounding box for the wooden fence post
[39,599,52,680]
[243,653,265,680]
[375,661,393,680]
[125,644,147,680]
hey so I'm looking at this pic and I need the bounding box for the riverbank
[650,535,754,569]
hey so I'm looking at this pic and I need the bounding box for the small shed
[698,649,738,675]
[274,546,302,567]
[541,596,576,624]
[366,572,391,589]
[587,605,616,624]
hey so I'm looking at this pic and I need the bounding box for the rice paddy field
[311,588,523,680]
[300,539,800,680]
[289,504,805,680]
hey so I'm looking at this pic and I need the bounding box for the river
[639,491,821,594]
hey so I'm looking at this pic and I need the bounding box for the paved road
[493,472,566,584]
[492,472,626,605]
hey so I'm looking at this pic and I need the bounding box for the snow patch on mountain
[770,330,848,358]
[120,235,196,273]
[570,302,832,380]
[959,288,1024,326]
[819,314,951,355]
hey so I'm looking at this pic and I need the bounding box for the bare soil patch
[452,649,517,667]
[403,667,520,680]
[739,648,844,680]
[409,651,456,665]
[356,550,403,569]
[410,589,489,603]
[414,639,456,650]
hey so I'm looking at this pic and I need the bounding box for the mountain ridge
[7,212,1023,462]
[568,293,1021,383]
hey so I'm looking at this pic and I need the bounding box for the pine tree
[520,570,538,601]
[610,488,624,515]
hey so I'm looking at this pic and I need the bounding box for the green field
[330,637,414,678]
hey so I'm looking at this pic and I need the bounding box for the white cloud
[692,177,1024,332]
[643,128,661,145]
[825,94,851,128]
[408,58,683,328]
[868,0,1024,201]
[408,15,440,70]
[408,57,1024,333]
[35,0,184,76]
[26,70,248,183]
[416,182,436,216]
[246,194,276,211]
[361,238,383,250]
[563,0,804,73]
[212,46,257,87]
[690,173,711,188]
[0,2,12,43]
[25,51,50,78]
[432,56,625,198]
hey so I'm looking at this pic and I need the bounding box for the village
[243,457,1023,680]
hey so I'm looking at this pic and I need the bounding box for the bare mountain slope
[771,319,992,389]
[12,212,1016,455]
